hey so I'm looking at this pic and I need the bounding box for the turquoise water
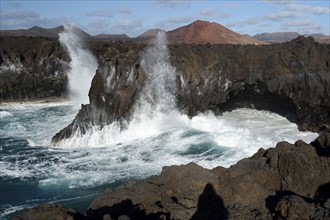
[0,102,318,219]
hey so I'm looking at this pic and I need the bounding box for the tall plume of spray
[55,32,179,147]
[134,32,177,118]
[59,24,98,104]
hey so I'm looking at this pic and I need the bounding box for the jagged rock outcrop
[84,133,330,220]
[52,36,330,144]
[15,133,330,219]
[0,36,69,102]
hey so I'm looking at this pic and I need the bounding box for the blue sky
[1,0,329,37]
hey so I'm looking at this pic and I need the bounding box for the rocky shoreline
[51,36,330,145]
[2,35,329,219]
[13,132,330,220]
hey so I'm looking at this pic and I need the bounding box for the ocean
[0,102,317,219]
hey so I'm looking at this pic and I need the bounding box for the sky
[1,0,329,37]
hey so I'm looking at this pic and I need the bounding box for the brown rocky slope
[166,20,266,45]
[14,132,330,219]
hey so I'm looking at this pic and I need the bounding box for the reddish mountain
[166,20,266,45]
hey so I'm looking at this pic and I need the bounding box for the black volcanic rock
[52,36,330,144]
[0,36,69,102]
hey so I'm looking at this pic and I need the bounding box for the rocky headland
[51,36,329,145]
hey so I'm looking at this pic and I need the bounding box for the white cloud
[227,17,261,28]
[156,15,196,31]
[1,10,39,19]
[310,6,330,15]
[200,8,230,19]
[225,2,241,9]
[227,10,302,28]
[0,9,63,29]
[264,11,301,21]
[262,0,330,16]
[165,16,196,25]
[86,9,113,17]
[89,20,110,29]
[112,19,143,35]
[83,20,111,35]
[279,20,323,34]
[118,7,133,14]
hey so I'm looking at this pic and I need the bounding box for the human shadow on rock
[86,199,170,220]
[191,183,228,220]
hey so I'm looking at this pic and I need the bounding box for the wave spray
[133,32,177,119]
[59,24,98,104]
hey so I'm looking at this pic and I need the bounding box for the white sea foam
[0,204,33,219]
[0,103,318,190]
[0,111,12,118]
[59,24,98,105]
[56,108,317,166]
[0,102,77,147]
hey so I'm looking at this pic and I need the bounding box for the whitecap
[0,111,13,118]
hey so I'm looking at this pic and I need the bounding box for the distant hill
[253,32,330,44]
[253,32,300,43]
[0,25,92,39]
[305,33,330,44]
[94,33,130,41]
[165,20,266,45]
[2,23,328,44]
[137,29,165,39]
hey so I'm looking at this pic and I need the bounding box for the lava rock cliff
[0,36,69,101]
[52,36,330,144]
